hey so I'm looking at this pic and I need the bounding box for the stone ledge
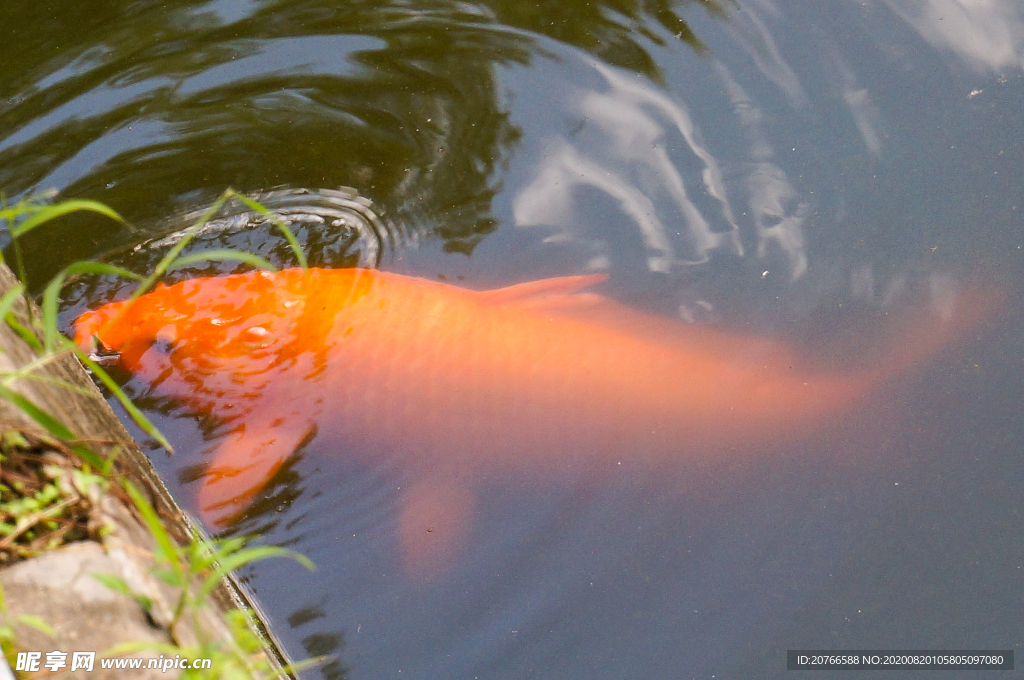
[0,261,294,678]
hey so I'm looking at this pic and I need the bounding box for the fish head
[73,271,311,392]
[73,288,189,373]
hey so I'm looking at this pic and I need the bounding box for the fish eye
[153,326,179,354]
[151,337,176,354]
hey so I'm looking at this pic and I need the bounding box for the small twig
[1,469,38,488]
[26,520,74,552]
[0,494,79,549]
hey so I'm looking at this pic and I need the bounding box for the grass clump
[0,189,318,678]
[0,430,111,563]
[102,482,319,678]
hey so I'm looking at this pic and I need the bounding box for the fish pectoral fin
[477,274,609,309]
[398,481,477,581]
[198,422,313,528]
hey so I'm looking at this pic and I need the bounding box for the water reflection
[880,0,1024,70]
[715,63,810,279]
[514,61,743,274]
[512,57,819,283]
[2,0,730,283]
[141,187,394,270]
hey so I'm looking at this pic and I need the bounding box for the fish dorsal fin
[484,275,795,366]
[477,274,609,308]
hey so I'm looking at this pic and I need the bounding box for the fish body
[74,267,995,574]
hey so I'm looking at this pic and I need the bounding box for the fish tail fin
[744,274,1004,437]
[875,273,1005,381]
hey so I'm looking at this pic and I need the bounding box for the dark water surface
[4,0,1023,677]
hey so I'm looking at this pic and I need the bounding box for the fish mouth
[86,336,121,366]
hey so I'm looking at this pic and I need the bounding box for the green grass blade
[0,283,25,322]
[191,535,248,573]
[0,190,57,223]
[64,337,174,452]
[92,573,154,612]
[0,383,78,441]
[86,189,296,341]
[230,191,308,269]
[120,190,233,312]
[15,614,56,638]
[122,480,185,585]
[198,546,314,602]
[213,536,249,557]
[3,313,42,353]
[42,262,143,353]
[151,193,231,276]
[68,443,106,471]
[2,371,95,396]
[11,199,127,238]
[169,250,278,273]
[91,572,134,595]
[49,261,143,282]
[0,383,105,468]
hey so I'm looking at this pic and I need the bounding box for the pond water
[3,0,1023,678]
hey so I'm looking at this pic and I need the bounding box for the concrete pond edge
[0,262,300,679]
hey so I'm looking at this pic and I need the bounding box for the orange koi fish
[74,267,997,575]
